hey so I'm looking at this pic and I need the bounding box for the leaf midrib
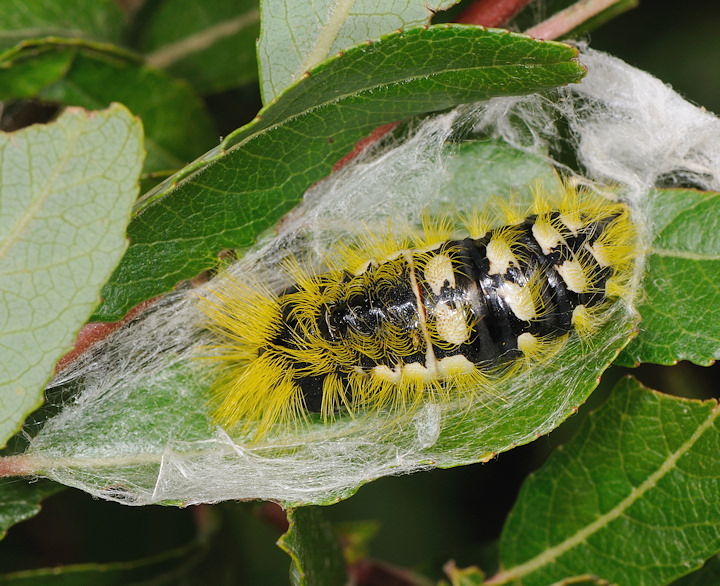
[227,57,571,154]
[135,28,578,213]
[137,52,574,213]
[650,247,720,261]
[491,402,720,583]
[145,9,260,69]
[297,0,357,80]
[0,27,92,43]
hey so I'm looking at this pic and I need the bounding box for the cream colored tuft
[517,332,540,357]
[586,242,611,267]
[560,211,583,235]
[424,254,455,295]
[437,354,476,376]
[532,217,563,255]
[371,364,402,384]
[498,282,537,321]
[571,304,594,338]
[434,302,470,345]
[556,259,587,293]
[401,361,435,383]
[487,236,516,275]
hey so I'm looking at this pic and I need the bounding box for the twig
[524,0,623,39]
[0,454,42,477]
[456,0,534,27]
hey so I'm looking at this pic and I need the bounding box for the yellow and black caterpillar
[202,187,636,436]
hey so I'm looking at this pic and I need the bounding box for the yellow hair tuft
[198,182,639,439]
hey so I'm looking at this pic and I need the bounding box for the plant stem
[456,0,534,27]
[524,0,624,39]
[0,454,43,477]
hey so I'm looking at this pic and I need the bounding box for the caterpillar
[201,185,636,437]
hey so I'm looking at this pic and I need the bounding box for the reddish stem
[332,122,399,171]
[0,455,37,477]
[55,296,160,373]
[456,0,534,26]
[524,0,622,39]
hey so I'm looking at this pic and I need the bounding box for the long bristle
[199,183,638,438]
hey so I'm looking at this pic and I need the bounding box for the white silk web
[28,49,720,506]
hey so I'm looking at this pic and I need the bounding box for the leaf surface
[0,105,143,446]
[670,555,720,586]
[495,377,720,585]
[0,44,217,186]
[618,189,720,366]
[37,51,218,180]
[0,0,124,52]
[21,142,639,507]
[257,0,458,103]
[93,24,586,321]
[278,507,346,586]
[139,0,261,94]
[0,535,208,584]
[0,479,63,541]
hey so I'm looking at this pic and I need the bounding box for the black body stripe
[269,214,617,411]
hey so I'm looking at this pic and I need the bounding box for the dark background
[591,0,720,115]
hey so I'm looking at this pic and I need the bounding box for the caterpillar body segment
[202,188,637,436]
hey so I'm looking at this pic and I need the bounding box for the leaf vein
[491,403,720,583]
[145,9,260,69]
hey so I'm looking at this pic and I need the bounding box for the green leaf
[0,48,75,99]
[21,141,638,507]
[618,189,720,367]
[0,42,135,101]
[0,0,129,100]
[138,0,261,94]
[440,139,561,204]
[493,377,720,585]
[0,534,208,584]
[0,0,125,52]
[0,104,143,447]
[37,50,218,179]
[257,0,459,103]
[93,24,586,321]
[0,479,63,541]
[0,44,217,184]
[278,507,346,586]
